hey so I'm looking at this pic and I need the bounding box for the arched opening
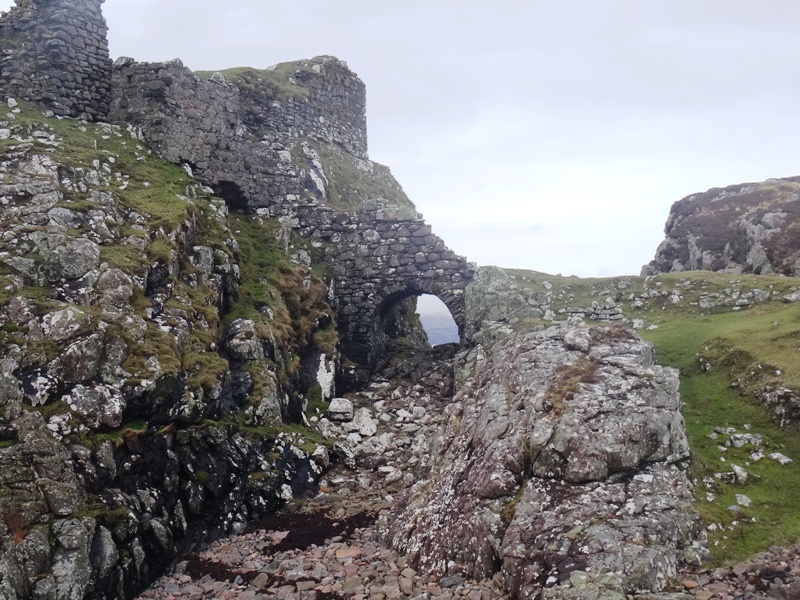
[375,290,462,362]
[415,294,460,346]
[337,281,468,389]
[213,180,249,211]
[369,290,462,385]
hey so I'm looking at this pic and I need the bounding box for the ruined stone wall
[0,0,111,120]
[110,56,368,215]
[109,56,472,383]
[111,58,292,211]
[235,56,368,158]
[293,202,474,383]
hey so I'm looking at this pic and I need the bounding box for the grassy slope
[502,268,800,564]
[641,303,800,564]
[0,103,337,437]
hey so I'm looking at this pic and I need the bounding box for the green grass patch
[74,504,133,529]
[122,325,181,378]
[70,419,149,450]
[304,383,327,419]
[197,63,310,103]
[225,212,336,359]
[23,400,71,421]
[641,307,800,565]
[195,469,212,486]
[4,102,196,232]
[305,140,414,213]
[184,351,229,393]
[99,244,147,273]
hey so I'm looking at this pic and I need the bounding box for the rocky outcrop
[643,176,800,276]
[0,107,337,598]
[389,323,707,598]
[0,0,112,121]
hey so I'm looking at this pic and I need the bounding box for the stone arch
[337,275,470,387]
[213,180,249,211]
[372,281,465,355]
[291,203,474,388]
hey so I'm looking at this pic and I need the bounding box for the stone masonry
[110,55,368,216]
[294,202,474,384]
[0,0,112,120]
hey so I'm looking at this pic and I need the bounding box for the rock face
[0,0,112,120]
[0,0,474,594]
[389,324,706,598]
[0,114,335,599]
[643,176,800,276]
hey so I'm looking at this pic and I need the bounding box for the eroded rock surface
[642,176,800,277]
[389,325,707,598]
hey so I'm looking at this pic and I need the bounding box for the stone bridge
[294,203,475,384]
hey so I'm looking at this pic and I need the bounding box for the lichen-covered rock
[389,324,706,598]
[351,407,378,437]
[51,518,96,600]
[643,176,800,276]
[41,307,93,342]
[464,266,548,340]
[39,237,100,283]
[224,318,266,362]
[0,108,336,599]
[327,397,355,422]
[63,384,125,429]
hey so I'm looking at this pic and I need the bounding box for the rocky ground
[137,344,800,600]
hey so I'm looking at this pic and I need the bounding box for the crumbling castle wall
[293,201,474,383]
[0,0,111,120]
[109,56,367,215]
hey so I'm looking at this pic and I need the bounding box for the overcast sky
[3,0,800,281]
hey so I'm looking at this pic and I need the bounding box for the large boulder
[388,324,707,599]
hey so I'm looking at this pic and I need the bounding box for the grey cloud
[3,0,799,275]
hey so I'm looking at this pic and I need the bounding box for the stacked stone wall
[110,56,368,215]
[293,202,474,382]
[111,58,293,211]
[0,0,111,120]
[237,56,368,158]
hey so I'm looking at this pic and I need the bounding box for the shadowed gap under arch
[375,289,461,362]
